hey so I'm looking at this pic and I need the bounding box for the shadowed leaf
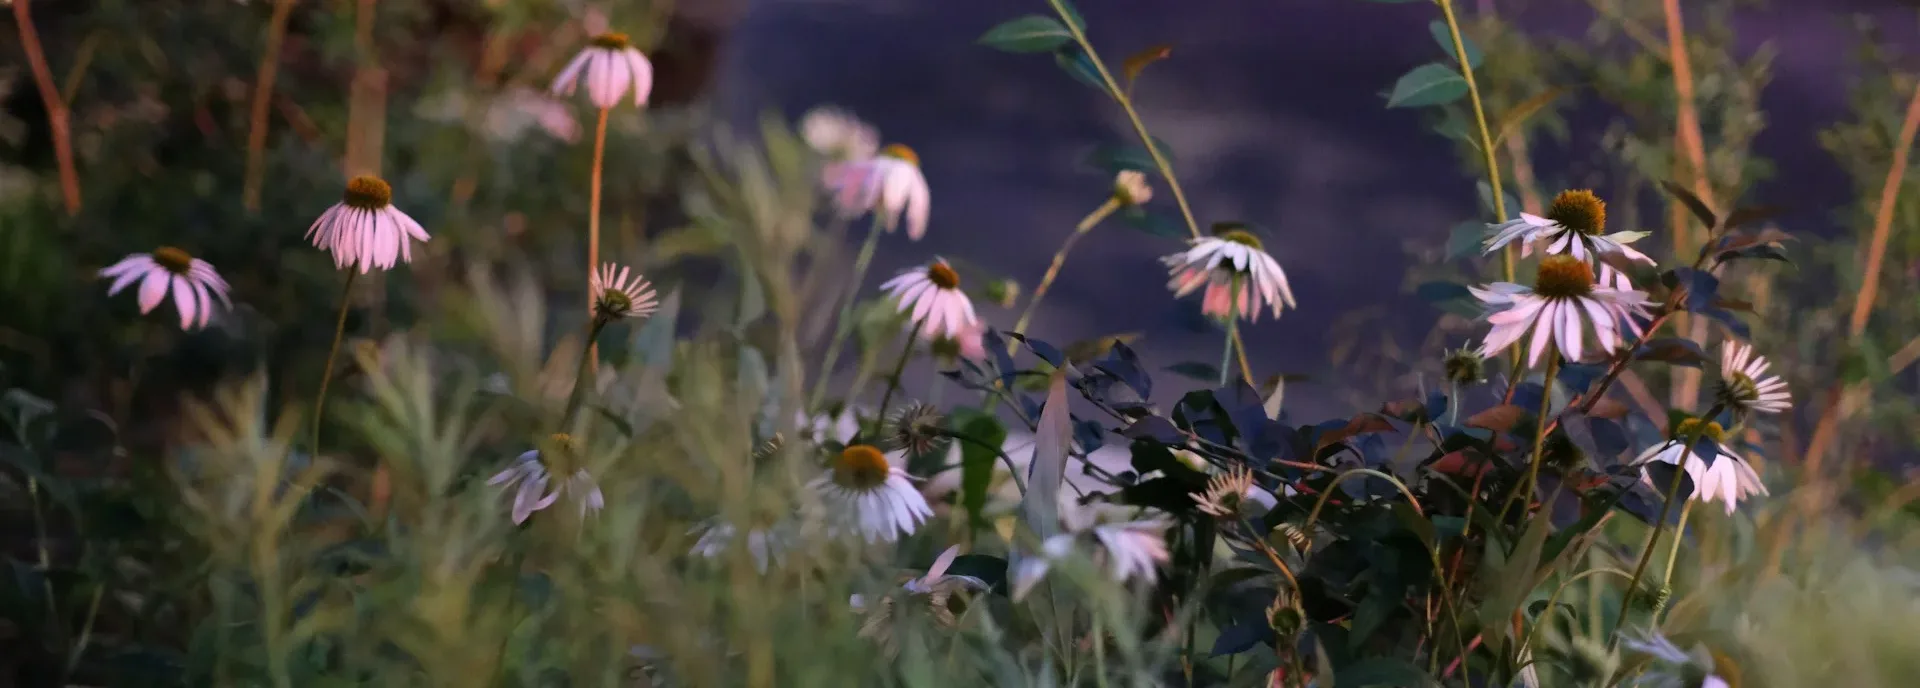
[978,16,1073,53]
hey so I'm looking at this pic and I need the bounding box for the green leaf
[1022,372,1073,540]
[1384,63,1467,108]
[1478,513,1551,655]
[978,16,1073,53]
[1491,86,1568,147]
[1427,20,1482,69]
[953,409,1009,533]
[1052,0,1087,33]
[1446,221,1487,260]
[1054,46,1108,90]
[1331,657,1439,687]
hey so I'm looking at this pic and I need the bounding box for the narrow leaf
[1022,371,1072,540]
[1660,180,1717,228]
[1491,86,1568,147]
[1385,63,1468,108]
[1427,20,1482,69]
[978,16,1073,53]
[955,410,1009,533]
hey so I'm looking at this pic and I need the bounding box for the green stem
[563,315,611,429]
[1498,356,1559,523]
[809,217,885,409]
[1044,0,1261,382]
[1612,405,1720,643]
[1659,499,1695,592]
[1219,276,1242,386]
[312,270,359,453]
[871,319,924,439]
[1008,197,1120,354]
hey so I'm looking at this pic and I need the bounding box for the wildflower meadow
[3,0,1920,686]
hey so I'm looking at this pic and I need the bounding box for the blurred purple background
[699,0,1919,418]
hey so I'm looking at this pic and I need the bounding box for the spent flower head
[1112,170,1153,206]
[99,247,233,330]
[1715,341,1790,416]
[589,262,660,321]
[885,403,947,457]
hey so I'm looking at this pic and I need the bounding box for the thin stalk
[1497,356,1559,523]
[63,583,105,678]
[809,217,886,408]
[1043,0,1258,372]
[312,271,359,452]
[27,478,62,646]
[1659,500,1695,589]
[586,107,611,367]
[1008,197,1120,353]
[871,320,924,438]
[11,0,81,215]
[244,0,300,213]
[563,315,612,428]
[942,429,1027,495]
[1219,276,1242,386]
[1611,408,1719,645]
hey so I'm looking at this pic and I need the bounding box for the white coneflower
[1010,520,1171,601]
[1162,227,1296,323]
[1715,341,1790,416]
[800,106,880,163]
[1483,190,1655,290]
[99,247,233,330]
[306,175,431,274]
[1632,419,1767,515]
[880,258,979,341]
[809,444,933,543]
[1619,629,1733,688]
[1112,170,1153,206]
[688,519,794,574]
[824,143,931,240]
[589,263,660,321]
[488,434,605,524]
[551,32,654,109]
[1472,255,1655,366]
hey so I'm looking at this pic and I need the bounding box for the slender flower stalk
[552,31,654,366]
[1498,357,1560,523]
[1041,0,1260,380]
[1009,198,1119,351]
[871,319,925,439]
[313,272,357,453]
[1219,274,1242,386]
[809,217,886,408]
[1614,405,1724,639]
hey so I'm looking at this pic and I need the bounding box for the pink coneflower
[1471,255,1654,366]
[99,247,233,330]
[825,144,931,240]
[1162,227,1296,322]
[589,263,660,321]
[880,258,979,341]
[1482,190,1655,290]
[551,32,654,110]
[306,175,431,274]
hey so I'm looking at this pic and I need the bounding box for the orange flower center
[591,32,631,49]
[880,144,920,167]
[152,246,194,274]
[926,261,961,290]
[833,444,892,490]
[344,175,393,210]
[1546,189,1606,235]
[1533,255,1595,299]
